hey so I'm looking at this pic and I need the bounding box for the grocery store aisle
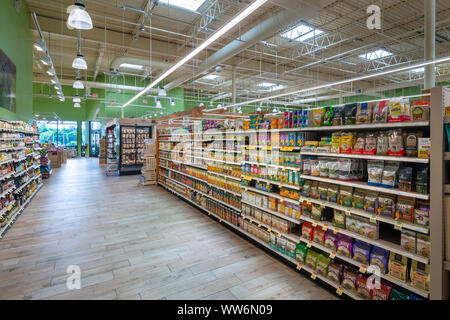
[0,158,337,300]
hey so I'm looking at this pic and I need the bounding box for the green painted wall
[0,1,33,121]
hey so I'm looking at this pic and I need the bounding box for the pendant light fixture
[170,99,175,106]
[46,67,56,76]
[74,102,81,108]
[40,56,52,67]
[72,30,87,70]
[67,0,93,30]
[73,96,81,103]
[33,39,46,53]
[73,70,84,89]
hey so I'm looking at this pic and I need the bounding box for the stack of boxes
[139,139,156,185]
[99,137,107,165]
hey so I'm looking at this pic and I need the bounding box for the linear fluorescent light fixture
[359,49,392,61]
[224,55,450,110]
[122,0,268,109]
[258,82,276,87]
[411,67,425,73]
[158,0,207,12]
[281,24,323,42]
[203,74,220,80]
[119,63,145,70]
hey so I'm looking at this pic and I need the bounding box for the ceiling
[28,0,450,108]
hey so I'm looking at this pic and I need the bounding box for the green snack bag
[305,250,319,269]
[316,254,331,276]
[353,189,366,209]
[295,243,308,262]
[333,209,346,229]
[323,107,333,126]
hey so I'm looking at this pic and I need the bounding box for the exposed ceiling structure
[28,0,450,109]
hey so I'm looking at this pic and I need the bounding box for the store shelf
[0,171,14,181]
[300,175,429,200]
[158,181,360,300]
[210,185,241,197]
[0,200,15,217]
[297,195,429,234]
[14,157,27,163]
[0,183,43,238]
[14,165,39,178]
[242,200,301,224]
[242,175,301,190]
[0,186,14,199]
[445,261,450,271]
[14,174,41,194]
[243,161,300,171]
[160,165,208,183]
[243,186,299,205]
[300,151,429,163]
[0,137,24,141]
[296,234,429,298]
[0,159,14,166]
[299,214,429,264]
[241,214,300,243]
[0,147,25,152]
[208,171,241,182]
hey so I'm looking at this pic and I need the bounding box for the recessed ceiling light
[119,63,144,70]
[258,82,276,88]
[158,0,207,12]
[359,49,392,61]
[203,74,220,80]
[411,67,425,73]
[281,24,323,42]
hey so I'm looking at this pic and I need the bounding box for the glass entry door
[90,121,102,157]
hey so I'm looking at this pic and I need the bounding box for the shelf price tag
[336,286,344,296]
[219,219,222,223]
[359,265,368,274]
[307,241,313,248]
[370,215,377,224]
[312,221,318,227]
[330,251,336,259]
[7,205,11,211]
[322,224,328,231]
[296,263,303,271]
[310,271,317,280]
[258,223,262,228]
[394,221,403,231]
[333,227,339,234]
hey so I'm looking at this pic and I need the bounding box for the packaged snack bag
[331,107,344,126]
[295,243,308,262]
[323,107,333,126]
[369,246,390,274]
[356,274,373,300]
[313,108,325,127]
[414,201,430,227]
[327,260,344,284]
[324,230,338,251]
[313,226,326,244]
[388,129,405,156]
[344,103,357,125]
[401,230,416,253]
[356,102,373,124]
[371,280,392,300]
[316,254,331,276]
[305,249,319,269]
[353,240,372,264]
[333,209,346,229]
[301,221,314,240]
[337,234,353,257]
[341,266,358,291]
[363,132,377,155]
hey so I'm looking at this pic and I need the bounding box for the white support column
[232,66,237,113]
[424,0,436,89]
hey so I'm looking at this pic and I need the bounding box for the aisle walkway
[0,158,337,300]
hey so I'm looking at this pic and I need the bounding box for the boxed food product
[410,101,429,122]
[401,230,417,253]
[417,138,431,159]
[417,234,430,258]
[388,252,408,282]
[410,260,430,292]
[404,131,423,157]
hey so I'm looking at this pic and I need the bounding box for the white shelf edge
[301,151,429,164]
[300,175,429,200]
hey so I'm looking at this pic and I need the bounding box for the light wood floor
[0,158,338,300]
